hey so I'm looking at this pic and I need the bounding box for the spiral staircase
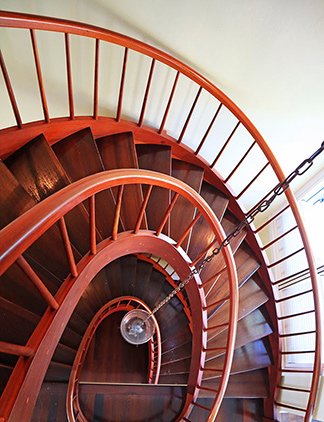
[0,11,321,422]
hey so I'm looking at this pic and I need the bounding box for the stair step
[207,276,269,331]
[52,127,116,239]
[171,159,204,251]
[0,161,71,281]
[136,144,172,234]
[32,382,68,422]
[45,362,71,382]
[96,132,146,231]
[203,338,272,380]
[200,368,270,398]
[0,363,13,396]
[5,134,90,256]
[78,383,185,421]
[134,259,153,299]
[0,263,47,316]
[161,341,191,365]
[206,307,273,360]
[188,181,229,259]
[52,343,77,366]
[190,398,264,421]
[205,244,260,309]
[0,296,38,347]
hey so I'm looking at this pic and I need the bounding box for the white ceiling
[1,0,324,190]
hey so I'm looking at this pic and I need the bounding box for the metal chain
[150,141,324,317]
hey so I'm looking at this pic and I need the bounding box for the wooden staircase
[0,129,274,421]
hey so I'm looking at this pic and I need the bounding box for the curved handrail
[67,296,161,422]
[0,169,238,422]
[0,11,321,420]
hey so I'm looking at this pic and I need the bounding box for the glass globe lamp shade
[120,309,155,345]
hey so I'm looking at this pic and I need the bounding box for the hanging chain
[149,141,324,317]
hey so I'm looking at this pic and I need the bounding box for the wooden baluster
[268,247,304,268]
[30,29,50,123]
[224,141,256,183]
[93,38,100,119]
[210,121,240,168]
[134,185,153,233]
[156,192,180,236]
[16,256,58,310]
[89,195,96,255]
[138,58,155,126]
[235,162,270,200]
[0,341,34,358]
[177,86,203,144]
[195,103,222,155]
[175,212,201,248]
[0,50,22,128]
[59,217,78,277]
[261,225,298,250]
[158,71,180,133]
[116,47,128,122]
[254,204,290,233]
[112,185,124,240]
[65,33,74,119]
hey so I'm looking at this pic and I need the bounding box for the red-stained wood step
[5,134,90,256]
[207,276,269,334]
[136,144,171,234]
[204,243,260,309]
[96,132,146,231]
[0,161,72,281]
[31,382,68,422]
[200,368,269,398]
[171,159,204,251]
[206,306,273,361]
[44,362,71,383]
[203,338,272,380]
[52,127,117,239]
[188,181,229,259]
[78,383,185,422]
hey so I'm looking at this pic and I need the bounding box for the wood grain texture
[206,307,273,360]
[136,144,171,234]
[188,181,229,259]
[5,135,91,256]
[200,368,270,398]
[170,159,204,251]
[78,384,185,422]
[96,132,146,230]
[52,127,117,239]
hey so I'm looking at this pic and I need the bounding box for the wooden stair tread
[200,368,270,398]
[52,127,117,239]
[45,362,71,382]
[188,181,229,259]
[171,159,204,251]
[0,161,71,280]
[78,383,185,422]
[207,277,269,333]
[205,244,260,308]
[5,134,90,256]
[96,132,146,230]
[136,144,172,234]
[206,307,273,360]
[203,338,272,380]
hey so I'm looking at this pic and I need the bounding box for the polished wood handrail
[0,169,238,422]
[0,11,321,421]
[67,296,161,422]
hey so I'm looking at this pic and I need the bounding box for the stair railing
[0,11,321,421]
[0,169,238,421]
[66,296,161,422]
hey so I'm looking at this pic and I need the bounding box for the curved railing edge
[67,296,161,422]
[0,169,238,422]
[0,11,320,420]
